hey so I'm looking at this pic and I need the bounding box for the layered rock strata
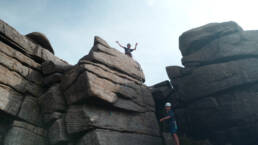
[167,21,258,145]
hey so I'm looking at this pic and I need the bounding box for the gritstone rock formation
[26,32,55,54]
[0,19,164,145]
[166,21,258,145]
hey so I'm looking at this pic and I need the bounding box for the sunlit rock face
[0,19,163,145]
[167,21,258,145]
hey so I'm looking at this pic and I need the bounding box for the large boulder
[182,31,258,67]
[61,39,153,112]
[167,22,258,145]
[25,32,55,54]
[179,21,243,56]
[82,36,145,82]
[171,58,258,102]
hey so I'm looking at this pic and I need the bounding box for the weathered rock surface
[179,21,243,56]
[65,105,159,136]
[0,19,67,65]
[26,32,55,54]
[0,84,24,116]
[4,121,47,145]
[84,36,145,82]
[39,84,66,114]
[77,129,163,145]
[0,19,162,145]
[182,31,258,66]
[172,58,258,102]
[48,119,68,145]
[41,60,73,75]
[61,40,154,112]
[18,96,42,126]
[167,21,258,145]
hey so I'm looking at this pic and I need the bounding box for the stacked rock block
[39,60,73,145]
[0,19,68,145]
[39,36,163,144]
[60,36,162,145]
[0,19,164,145]
[167,21,258,145]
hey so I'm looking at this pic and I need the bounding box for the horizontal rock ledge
[179,21,243,56]
[76,129,163,145]
[62,62,154,112]
[0,19,67,65]
[182,31,258,67]
[171,58,258,101]
[65,105,160,136]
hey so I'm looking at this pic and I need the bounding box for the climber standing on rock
[116,41,137,57]
[160,102,180,145]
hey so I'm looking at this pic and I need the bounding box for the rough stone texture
[48,118,68,145]
[39,84,66,114]
[26,32,55,54]
[4,121,47,145]
[179,21,243,56]
[84,36,145,82]
[167,21,258,145]
[18,95,42,126]
[172,58,258,102]
[182,30,258,67]
[0,19,162,145]
[0,84,23,116]
[77,129,163,145]
[62,61,154,112]
[65,105,160,136]
[0,19,67,65]
[0,64,43,97]
[41,60,73,75]
[43,112,63,126]
[60,36,160,145]
[43,73,63,86]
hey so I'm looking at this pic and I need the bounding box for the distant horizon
[1,0,258,86]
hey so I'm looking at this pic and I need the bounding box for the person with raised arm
[116,41,137,57]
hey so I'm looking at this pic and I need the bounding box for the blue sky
[0,0,258,85]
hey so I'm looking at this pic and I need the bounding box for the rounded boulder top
[25,32,55,54]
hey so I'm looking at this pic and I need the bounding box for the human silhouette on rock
[116,41,137,57]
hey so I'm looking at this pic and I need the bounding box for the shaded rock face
[167,21,258,145]
[0,19,163,145]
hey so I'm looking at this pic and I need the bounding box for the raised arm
[160,115,171,122]
[116,41,125,48]
[134,42,138,50]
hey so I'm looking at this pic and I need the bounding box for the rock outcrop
[0,19,68,145]
[26,32,55,54]
[0,19,163,145]
[167,21,258,145]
